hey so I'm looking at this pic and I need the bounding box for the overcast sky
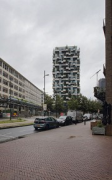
[0,0,105,99]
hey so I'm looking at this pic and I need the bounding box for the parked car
[57,116,72,126]
[34,116,59,130]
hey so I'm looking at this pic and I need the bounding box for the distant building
[98,78,106,89]
[52,46,80,102]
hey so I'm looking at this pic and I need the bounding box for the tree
[67,94,102,113]
[67,96,78,110]
[53,95,65,114]
[44,94,54,112]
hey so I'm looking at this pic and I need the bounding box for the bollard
[84,120,86,125]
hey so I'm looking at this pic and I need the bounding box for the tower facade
[52,46,80,102]
[98,78,106,90]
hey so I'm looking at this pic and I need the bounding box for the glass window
[0,60,2,66]
[46,117,52,121]
[51,117,56,122]
[0,69,2,74]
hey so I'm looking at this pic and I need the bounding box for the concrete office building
[53,46,80,102]
[0,58,43,116]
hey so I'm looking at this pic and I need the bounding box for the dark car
[34,116,59,130]
[57,116,73,126]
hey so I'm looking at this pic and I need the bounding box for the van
[67,110,83,123]
[83,113,92,121]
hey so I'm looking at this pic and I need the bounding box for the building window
[14,72,18,78]
[3,71,8,78]
[3,79,8,86]
[19,81,22,86]
[9,89,13,95]
[0,69,2,75]
[19,87,22,92]
[3,87,8,93]
[14,92,18,96]
[3,63,8,71]
[9,75,13,81]
[0,60,2,66]
[19,75,23,81]
[19,94,22,98]
[9,68,14,75]
[10,82,13,88]
[14,78,18,84]
[14,85,18,90]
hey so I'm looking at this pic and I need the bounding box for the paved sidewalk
[0,120,112,180]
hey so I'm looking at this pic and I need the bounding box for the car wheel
[34,127,38,131]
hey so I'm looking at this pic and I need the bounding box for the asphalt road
[0,125,36,143]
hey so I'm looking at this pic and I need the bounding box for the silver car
[34,116,59,130]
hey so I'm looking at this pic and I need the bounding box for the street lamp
[9,78,11,120]
[44,70,49,104]
[43,71,49,116]
[56,95,57,118]
[54,91,57,118]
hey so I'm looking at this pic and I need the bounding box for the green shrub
[97,121,104,127]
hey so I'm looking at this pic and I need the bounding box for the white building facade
[53,46,80,102]
[0,58,43,115]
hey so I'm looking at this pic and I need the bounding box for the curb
[0,135,27,144]
[0,122,34,129]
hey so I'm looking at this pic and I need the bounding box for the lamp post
[56,94,57,118]
[9,78,11,120]
[54,91,57,118]
[43,71,49,115]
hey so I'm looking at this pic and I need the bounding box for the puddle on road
[68,136,76,139]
